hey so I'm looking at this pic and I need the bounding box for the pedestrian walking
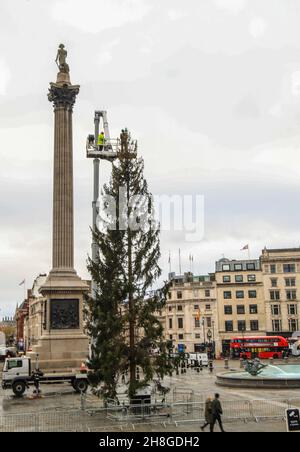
[211,393,225,432]
[201,397,213,432]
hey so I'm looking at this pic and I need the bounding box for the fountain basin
[216,365,300,389]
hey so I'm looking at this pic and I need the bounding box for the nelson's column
[28,45,89,369]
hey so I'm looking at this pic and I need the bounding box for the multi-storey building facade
[261,248,300,337]
[215,258,266,356]
[158,273,220,355]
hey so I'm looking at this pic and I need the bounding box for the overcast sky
[1,0,300,316]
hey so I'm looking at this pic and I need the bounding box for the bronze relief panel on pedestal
[50,299,80,330]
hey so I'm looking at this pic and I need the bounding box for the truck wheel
[12,381,26,397]
[74,379,88,393]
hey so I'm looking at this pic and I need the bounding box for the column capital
[48,82,80,109]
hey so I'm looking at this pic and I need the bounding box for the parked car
[0,347,17,362]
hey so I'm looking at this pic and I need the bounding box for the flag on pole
[196,308,201,321]
[19,279,25,286]
[179,249,182,275]
[241,244,249,251]
[168,251,172,273]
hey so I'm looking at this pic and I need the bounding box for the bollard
[269,357,274,365]
[80,391,86,411]
[240,359,244,369]
[284,356,289,364]
[224,359,229,370]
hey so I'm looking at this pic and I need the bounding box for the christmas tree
[85,130,172,400]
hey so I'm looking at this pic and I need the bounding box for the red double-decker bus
[230,336,289,360]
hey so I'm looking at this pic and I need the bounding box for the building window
[248,290,257,299]
[195,333,201,339]
[205,304,211,311]
[194,305,199,310]
[207,317,212,328]
[238,321,246,332]
[178,318,184,329]
[287,290,297,301]
[271,305,281,316]
[289,319,299,332]
[247,263,255,270]
[224,306,233,315]
[270,265,276,274]
[270,290,280,301]
[168,306,173,312]
[205,290,210,297]
[235,275,243,283]
[225,321,233,332]
[223,276,231,283]
[222,264,230,271]
[249,305,258,314]
[234,264,243,271]
[283,264,296,273]
[272,319,282,332]
[250,321,259,331]
[168,292,172,299]
[285,278,296,287]
[169,335,173,340]
[271,278,278,288]
[237,305,245,315]
[224,291,232,299]
[178,334,184,340]
[177,305,183,311]
[248,275,256,282]
[169,318,173,329]
[288,304,298,316]
[177,291,183,300]
[195,318,200,328]
[236,291,244,299]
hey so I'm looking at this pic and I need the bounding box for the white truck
[1,357,89,397]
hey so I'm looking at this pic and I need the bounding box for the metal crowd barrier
[1,397,300,431]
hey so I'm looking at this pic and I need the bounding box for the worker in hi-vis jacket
[97,131,105,151]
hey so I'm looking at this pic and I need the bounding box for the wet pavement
[0,360,298,431]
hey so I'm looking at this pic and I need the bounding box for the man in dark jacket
[211,393,225,432]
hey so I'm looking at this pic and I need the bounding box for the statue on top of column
[55,44,70,74]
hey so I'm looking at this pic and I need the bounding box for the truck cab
[2,357,32,396]
[3,356,31,378]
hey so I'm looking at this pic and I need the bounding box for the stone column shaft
[52,106,74,269]
[48,79,80,274]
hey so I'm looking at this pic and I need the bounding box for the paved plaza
[0,360,299,431]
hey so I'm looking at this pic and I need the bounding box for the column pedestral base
[28,270,90,371]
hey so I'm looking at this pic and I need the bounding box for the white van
[291,341,300,357]
[188,353,209,367]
